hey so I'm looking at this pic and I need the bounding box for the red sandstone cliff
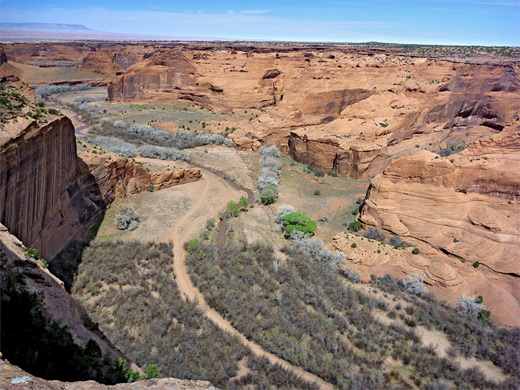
[345,127,520,326]
[106,49,520,179]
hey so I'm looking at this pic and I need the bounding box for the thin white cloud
[241,10,270,14]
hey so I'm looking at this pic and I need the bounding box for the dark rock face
[0,49,7,65]
[0,117,84,259]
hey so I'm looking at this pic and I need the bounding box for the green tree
[282,211,317,237]
[348,221,361,232]
[227,201,239,217]
[239,196,249,209]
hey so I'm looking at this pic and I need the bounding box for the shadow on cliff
[49,159,108,292]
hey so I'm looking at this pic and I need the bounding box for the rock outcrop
[106,48,520,179]
[0,77,201,259]
[86,156,202,203]
[79,48,124,76]
[0,359,216,390]
[0,224,130,371]
[348,128,520,327]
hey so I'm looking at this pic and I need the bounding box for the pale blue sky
[1,0,519,45]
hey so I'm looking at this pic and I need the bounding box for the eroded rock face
[0,116,81,259]
[353,128,520,327]
[79,48,124,76]
[86,155,202,204]
[107,48,520,178]
[0,77,201,259]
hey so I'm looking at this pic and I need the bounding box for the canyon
[0,40,519,388]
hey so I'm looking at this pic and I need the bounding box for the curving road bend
[68,109,334,389]
[171,172,335,390]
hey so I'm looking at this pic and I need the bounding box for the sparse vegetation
[187,232,517,389]
[93,119,232,150]
[71,241,315,388]
[257,145,282,197]
[34,83,91,100]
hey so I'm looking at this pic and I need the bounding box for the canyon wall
[345,128,520,326]
[105,48,520,178]
[0,116,83,259]
[0,224,128,364]
[0,76,201,259]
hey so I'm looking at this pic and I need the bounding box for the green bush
[479,309,491,323]
[187,238,200,253]
[282,211,316,237]
[239,196,249,209]
[351,242,357,248]
[348,220,362,232]
[226,201,239,217]
[412,248,420,255]
[144,364,160,379]
[25,248,38,258]
[473,261,480,268]
[313,190,321,196]
[260,185,278,205]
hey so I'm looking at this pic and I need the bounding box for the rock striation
[351,127,520,326]
[106,48,520,179]
[0,77,201,259]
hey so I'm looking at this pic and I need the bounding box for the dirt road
[171,172,335,390]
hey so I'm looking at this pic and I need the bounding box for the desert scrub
[187,231,516,389]
[92,119,231,150]
[71,240,315,389]
[114,204,139,230]
[370,274,520,382]
[257,145,282,204]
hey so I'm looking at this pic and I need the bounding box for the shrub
[226,201,239,217]
[457,295,485,318]
[342,264,363,282]
[412,248,420,255]
[313,190,321,196]
[187,238,200,253]
[114,204,139,230]
[85,136,137,158]
[402,274,428,296]
[472,261,480,268]
[259,185,278,205]
[137,145,189,162]
[389,236,403,247]
[364,227,386,242]
[257,145,281,202]
[351,242,357,248]
[239,196,249,209]
[275,205,294,229]
[34,83,91,99]
[348,220,362,232]
[282,211,316,237]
